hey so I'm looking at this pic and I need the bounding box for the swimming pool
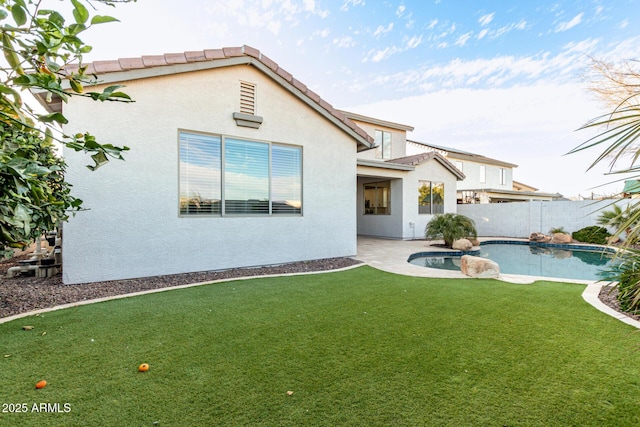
[407,241,618,281]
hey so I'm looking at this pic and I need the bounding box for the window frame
[363,181,391,215]
[178,130,303,217]
[418,180,445,215]
[374,130,392,160]
[499,168,506,185]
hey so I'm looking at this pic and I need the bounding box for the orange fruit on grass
[35,380,47,389]
[138,363,149,372]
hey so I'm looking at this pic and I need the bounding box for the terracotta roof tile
[184,51,206,62]
[276,67,293,82]
[291,78,307,93]
[203,49,225,60]
[389,152,465,180]
[259,53,278,72]
[223,46,243,57]
[119,57,145,70]
[64,45,373,148]
[142,55,168,67]
[93,60,122,73]
[165,53,188,64]
[242,45,260,59]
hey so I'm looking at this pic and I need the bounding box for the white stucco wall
[454,160,513,191]
[61,65,359,284]
[354,122,408,161]
[458,199,631,237]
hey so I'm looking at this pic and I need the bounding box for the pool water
[408,242,618,281]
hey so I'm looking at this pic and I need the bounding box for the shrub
[603,249,640,313]
[549,226,566,234]
[425,213,477,248]
[571,226,611,245]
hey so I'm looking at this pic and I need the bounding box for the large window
[364,181,390,215]
[479,165,486,183]
[418,181,444,214]
[179,131,302,216]
[374,130,392,160]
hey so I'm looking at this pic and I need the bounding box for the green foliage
[0,0,135,256]
[549,226,566,234]
[597,203,640,244]
[571,226,612,245]
[425,213,477,247]
[0,122,81,257]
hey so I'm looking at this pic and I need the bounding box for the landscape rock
[607,236,621,244]
[551,233,572,244]
[452,238,473,251]
[460,255,500,279]
[468,238,481,247]
[529,232,551,243]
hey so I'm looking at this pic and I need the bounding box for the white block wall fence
[457,200,632,238]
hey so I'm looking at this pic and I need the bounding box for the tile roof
[64,45,374,147]
[407,140,518,168]
[387,152,466,180]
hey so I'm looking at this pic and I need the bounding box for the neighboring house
[343,112,464,240]
[407,141,560,203]
[623,180,640,198]
[35,45,377,284]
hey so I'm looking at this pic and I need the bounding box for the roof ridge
[64,45,374,146]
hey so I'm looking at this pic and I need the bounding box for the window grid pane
[179,132,221,215]
[272,145,302,214]
[418,181,444,214]
[224,138,270,215]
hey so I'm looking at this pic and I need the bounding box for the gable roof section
[35,45,374,150]
[339,110,415,132]
[387,152,466,180]
[408,140,518,168]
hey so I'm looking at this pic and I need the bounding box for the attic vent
[240,81,256,115]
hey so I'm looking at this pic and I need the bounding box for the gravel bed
[0,255,362,319]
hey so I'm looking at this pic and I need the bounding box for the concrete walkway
[356,236,640,328]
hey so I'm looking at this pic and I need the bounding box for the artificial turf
[1,265,640,426]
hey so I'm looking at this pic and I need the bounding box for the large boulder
[468,238,481,247]
[530,232,551,243]
[551,233,572,244]
[452,238,473,251]
[461,255,500,279]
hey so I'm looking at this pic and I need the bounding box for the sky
[77,0,640,199]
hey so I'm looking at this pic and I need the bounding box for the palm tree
[597,204,639,243]
[425,213,477,248]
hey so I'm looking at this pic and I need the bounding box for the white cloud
[373,23,394,38]
[333,36,356,48]
[619,19,629,30]
[477,28,489,40]
[405,35,422,49]
[455,32,473,47]
[478,12,494,26]
[396,4,406,17]
[340,0,365,11]
[555,13,584,32]
[365,34,422,62]
[315,28,330,38]
[427,19,438,30]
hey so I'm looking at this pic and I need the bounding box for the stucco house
[407,141,560,203]
[35,45,463,284]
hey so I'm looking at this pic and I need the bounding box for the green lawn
[1,265,640,426]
